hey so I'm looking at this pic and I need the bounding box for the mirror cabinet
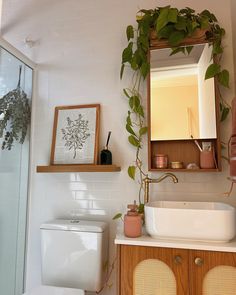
[147,32,221,172]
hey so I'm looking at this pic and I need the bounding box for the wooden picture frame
[50,104,100,165]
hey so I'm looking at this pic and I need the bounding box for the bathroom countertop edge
[115,234,236,253]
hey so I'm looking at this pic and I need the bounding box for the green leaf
[212,41,223,55]
[186,7,195,13]
[137,105,144,117]
[112,213,123,220]
[218,70,229,88]
[122,42,133,63]
[175,16,187,31]
[141,14,152,32]
[137,46,147,63]
[211,13,218,22]
[128,135,140,147]
[205,63,221,80]
[156,7,169,33]
[186,46,194,54]
[139,127,148,136]
[126,113,132,125]
[200,16,210,29]
[140,62,150,78]
[139,9,153,14]
[123,88,131,98]
[129,96,134,109]
[126,124,136,136]
[213,24,225,36]
[191,21,199,31]
[129,96,140,110]
[170,47,185,56]
[138,35,149,51]
[134,96,140,109]
[220,28,225,36]
[158,24,174,39]
[200,10,217,22]
[131,57,138,70]
[132,50,142,68]
[168,8,178,23]
[138,203,144,214]
[126,117,132,126]
[128,165,136,180]
[179,8,195,15]
[186,19,194,35]
[126,25,134,41]
[168,31,186,46]
[131,50,143,70]
[221,107,230,122]
[180,7,195,14]
[120,64,125,79]
[156,7,178,33]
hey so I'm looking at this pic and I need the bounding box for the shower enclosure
[0,38,35,295]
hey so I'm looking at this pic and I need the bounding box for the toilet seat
[23,286,85,295]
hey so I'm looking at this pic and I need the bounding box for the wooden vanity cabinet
[118,245,189,295]
[117,245,236,295]
[190,249,236,295]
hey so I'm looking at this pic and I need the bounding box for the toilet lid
[23,286,85,295]
[40,219,107,233]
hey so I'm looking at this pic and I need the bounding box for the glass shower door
[0,46,33,295]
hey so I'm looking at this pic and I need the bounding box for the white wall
[231,0,236,87]
[1,1,236,295]
[198,44,217,138]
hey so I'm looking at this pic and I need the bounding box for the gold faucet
[143,173,178,204]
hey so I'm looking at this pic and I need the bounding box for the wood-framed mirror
[147,32,221,172]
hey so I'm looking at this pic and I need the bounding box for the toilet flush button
[70,220,80,223]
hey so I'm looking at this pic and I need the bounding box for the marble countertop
[115,233,236,253]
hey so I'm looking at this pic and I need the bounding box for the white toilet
[23,285,86,295]
[39,219,108,294]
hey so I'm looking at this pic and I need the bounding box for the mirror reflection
[150,44,216,141]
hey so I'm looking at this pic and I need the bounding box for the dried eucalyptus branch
[0,86,31,150]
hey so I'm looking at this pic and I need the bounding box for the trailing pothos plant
[119,6,230,210]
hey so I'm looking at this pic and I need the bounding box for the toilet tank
[40,219,108,291]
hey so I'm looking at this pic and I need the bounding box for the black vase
[100,149,112,165]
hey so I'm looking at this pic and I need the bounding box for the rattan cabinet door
[118,245,189,295]
[189,250,236,295]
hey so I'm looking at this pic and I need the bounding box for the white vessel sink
[145,201,236,242]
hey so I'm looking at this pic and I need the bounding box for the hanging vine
[120,6,229,206]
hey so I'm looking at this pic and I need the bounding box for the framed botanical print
[50,104,100,165]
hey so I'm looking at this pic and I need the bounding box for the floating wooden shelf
[36,164,121,173]
[148,139,221,173]
[149,168,220,173]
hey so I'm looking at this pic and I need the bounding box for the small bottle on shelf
[100,131,112,165]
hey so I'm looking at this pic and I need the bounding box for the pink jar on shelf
[153,154,168,169]
[200,150,215,169]
[124,201,142,238]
